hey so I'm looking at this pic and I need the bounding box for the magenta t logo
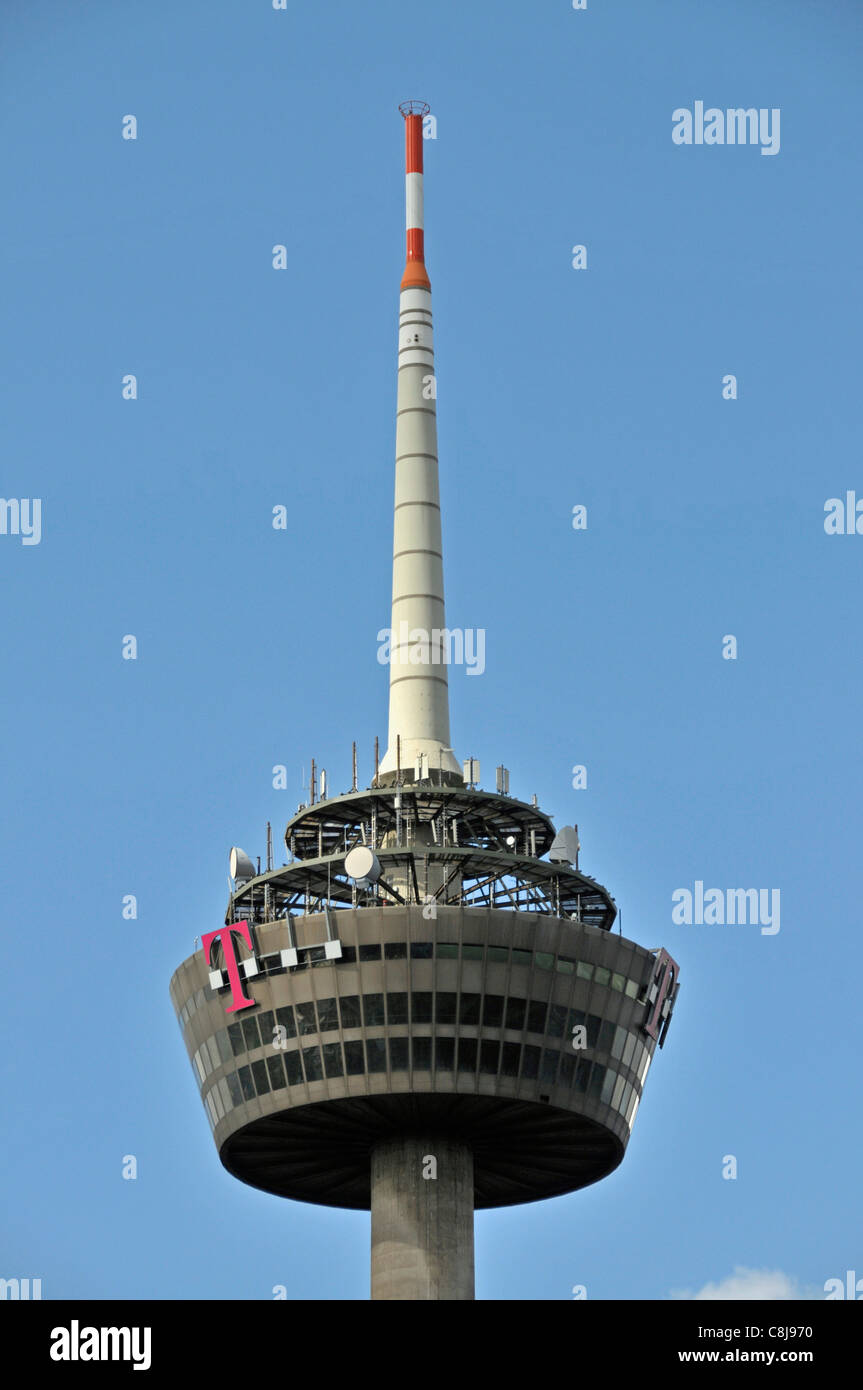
[202,921,258,1014]
[644,948,679,1046]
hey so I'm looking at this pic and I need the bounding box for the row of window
[201,1038,642,1135]
[191,993,654,1093]
[179,943,647,1027]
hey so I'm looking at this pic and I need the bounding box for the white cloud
[670,1267,822,1301]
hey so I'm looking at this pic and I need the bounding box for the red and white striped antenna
[399,100,431,291]
[378,101,461,788]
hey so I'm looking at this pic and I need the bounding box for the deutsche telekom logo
[201,922,258,1014]
[201,921,344,1013]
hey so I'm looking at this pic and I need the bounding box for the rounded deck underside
[220,1092,623,1210]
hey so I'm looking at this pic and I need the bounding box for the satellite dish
[230,847,257,882]
[344,846,382,883]
[548,825,579,865]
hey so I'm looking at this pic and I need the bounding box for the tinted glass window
[559,1053,575,1086]
[251,1060,270,1095]
[547,1004,567,1038]
[527,1001,547,1034]
[363,993,385,1027]
[436,942,458,958]
[317,998,339,1033]
[266,1055,286,1091]
[482,995,504,1027]
[323,1043,344,1078]
[227,1071,243,1107]
[576,961,593,981]
[411,991,432,1023]
[296,1003,318,1036]
[359,944,381,962]
[535,952,554,971]
[598,1019,615,1054]
[216,1030,233,1065]
[339,996,361,1029]
[501,1042,521,1077]
[340,946,357,964]
[366,1038,387,1073]
[435,991,457,1024]
[511,949,531,967]
[344,1041,365,1076]
[462,944,484,960]
[302,1046,323,1082]
[480,1041,500,1075]
[459,993,481,1025]
[285,1051,303,1085]
[556,956,576,975]
[384,942,407,959]
[586,1014,601,1048]
[238,1065,256,1102]
[574,1058,591,1093]
[541,1050,559,1085]
[386,992,408,1025]
[257,1010,275,1043]
[505,997,526,1030]
[242,1016,262,1051]
[275,1005,296,1039]
[435,1038,455,1070]
[410,942,433,959]
[412,1037,432,1070]
[588,1063,605,1099]
[487,946,508,963]
[457,1037,477,1072]
[389,1037,409,1071]
[521,1045,540,1080]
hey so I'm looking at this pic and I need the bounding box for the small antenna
[266,821,273,872]
[320,769,328,800]
[310,758,316,806]
[352,741,358,792]
[374,736,380,787]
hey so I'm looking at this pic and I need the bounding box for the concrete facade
[170,904,659,1211]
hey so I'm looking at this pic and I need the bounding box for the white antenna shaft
[379,104,461,787]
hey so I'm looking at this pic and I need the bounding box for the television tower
[170,103,680,1301]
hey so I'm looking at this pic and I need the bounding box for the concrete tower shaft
[379,106,461,787]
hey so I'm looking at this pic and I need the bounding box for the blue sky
[2,0,860,1300]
